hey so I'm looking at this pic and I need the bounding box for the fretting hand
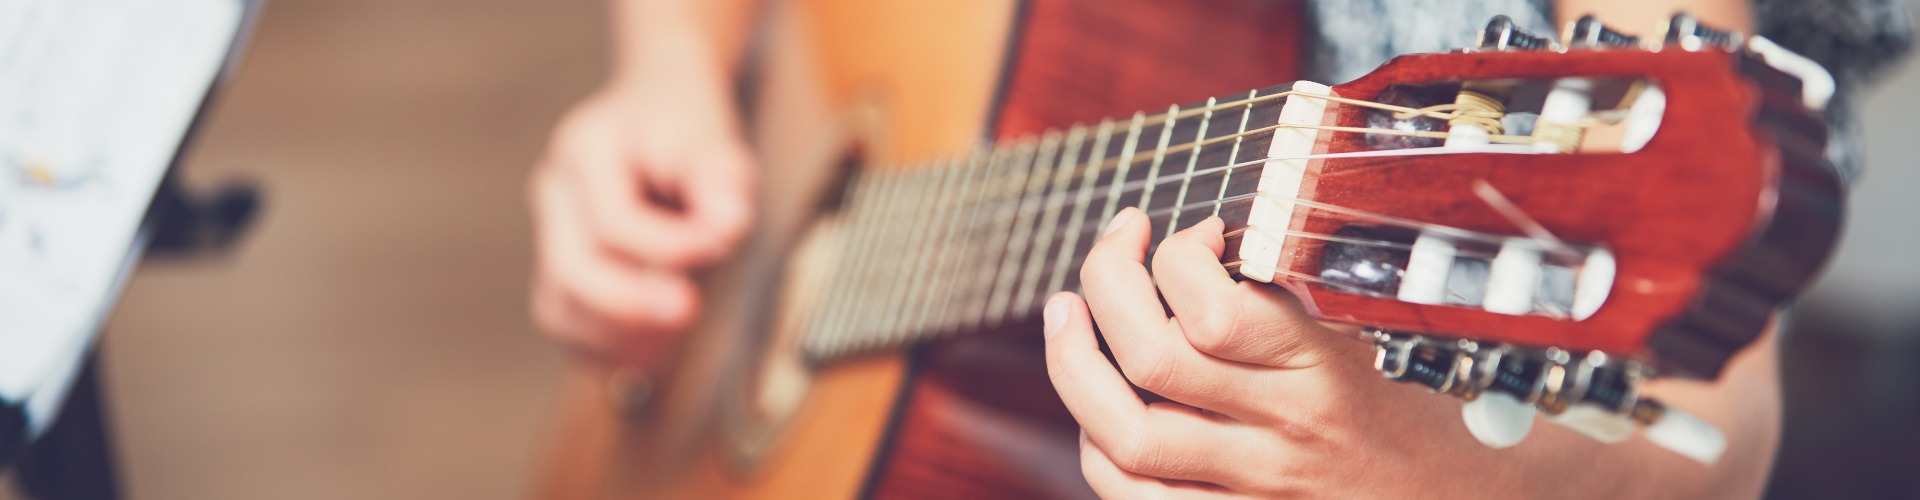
[1042,207,1774,498]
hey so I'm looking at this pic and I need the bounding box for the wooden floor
[9,0,606,498]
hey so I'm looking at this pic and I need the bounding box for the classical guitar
[535,1,1839,498]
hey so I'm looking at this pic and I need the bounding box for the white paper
[0,0,243,434]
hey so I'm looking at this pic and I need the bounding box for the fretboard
[799,85,1299,363]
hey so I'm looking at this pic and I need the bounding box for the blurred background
[1,0,1916,498]
[7,0,604,497]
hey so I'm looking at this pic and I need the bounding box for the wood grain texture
[1271,49,1839,378]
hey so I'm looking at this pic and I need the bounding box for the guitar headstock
[1231,14,1840,462]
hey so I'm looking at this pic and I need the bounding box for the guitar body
[534,1,1302,498]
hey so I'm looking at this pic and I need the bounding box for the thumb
[684,145,756,249]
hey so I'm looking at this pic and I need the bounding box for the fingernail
[1043,295,1067,340]
[1101,209,1134,237]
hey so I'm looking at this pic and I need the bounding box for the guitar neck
[800,85,1303,363]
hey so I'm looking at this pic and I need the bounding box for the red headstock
[1239,47,1838,380]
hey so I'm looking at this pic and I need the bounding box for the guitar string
[836,152,1516,324]
[951,145,1543,222]
[1031,191,1506,259]
[886,92,1562,225]
[853,83,1578,264]
[972,89,1544,175]
[914,144,1541,261]
[1069,88,1518,137]
[817,90,1583,347]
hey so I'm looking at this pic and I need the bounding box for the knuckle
[1105,434,1162,475]
[1185,300,1245,356]
[1078,456,1110,493]
[1120,349,1180,396]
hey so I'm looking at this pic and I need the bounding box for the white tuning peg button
[1462,393,1536,449]
[1643,406,1728,465]
[1549,405,1636,444]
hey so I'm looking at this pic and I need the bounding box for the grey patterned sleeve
[1756,0,1914,182]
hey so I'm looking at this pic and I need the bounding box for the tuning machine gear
[1566,15,1643,49]
[1478,15,1557,52]
[1663,13,1742,51]
[1364,330,1725,464]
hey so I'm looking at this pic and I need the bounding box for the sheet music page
[0,0,242,425]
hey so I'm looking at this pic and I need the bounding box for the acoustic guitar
[534,1,1839,498]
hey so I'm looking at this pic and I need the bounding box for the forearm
[607,0,761,81]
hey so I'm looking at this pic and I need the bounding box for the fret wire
[810,85,1305,359]
[802,169,884,351]
[1216,89,1259,216]
[896,155,971,338]
[952,142,1029,332]
[987,132,1063,325]
[849,170,916,341]
[952,148,1017,333]
[1097,113,1148,241]
[958,142,1034,331]
[1006,191,1259,321]
[1030,195,1245,292]
[1100,192,1265,229]
[873,158,960,345]
[835,167,909,354]
[804,85,1559,361]
[918,114,1290,227]
[1014,126,1088,318]
[1084,121,1281,176]
[1137,104,1180,211]
[943,146,1248,230]
[829,168,902,355]
[957,142,1027,328]
[1167,97,1215,237]
[1032,131,1493,223]
[914,148,998,336]
[1125,90,1288,129]
[822,87,1317,357]
[1046,119,1118,299]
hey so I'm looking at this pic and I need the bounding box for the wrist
[611,30,733,84]
[607,0,751,86]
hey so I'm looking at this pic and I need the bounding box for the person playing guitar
[527,0,1905,497]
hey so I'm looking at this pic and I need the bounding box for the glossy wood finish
[992,0,1304,139]
[539,3,1834,499]
[1273,49,1838,378]
[867,1,1303,498]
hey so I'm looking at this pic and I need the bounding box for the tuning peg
[1638,400,1728,465]
[1663,13,1740,51]
[1479,15,1555,51]
[1567,15,1642,49]
[1463,392,1537,448]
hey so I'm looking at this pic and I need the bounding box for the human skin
[1043,4,1776,497]
[530,0,1778,496]
[1045,207,1778,498]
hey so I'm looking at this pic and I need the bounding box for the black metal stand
[14,355,120,500]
